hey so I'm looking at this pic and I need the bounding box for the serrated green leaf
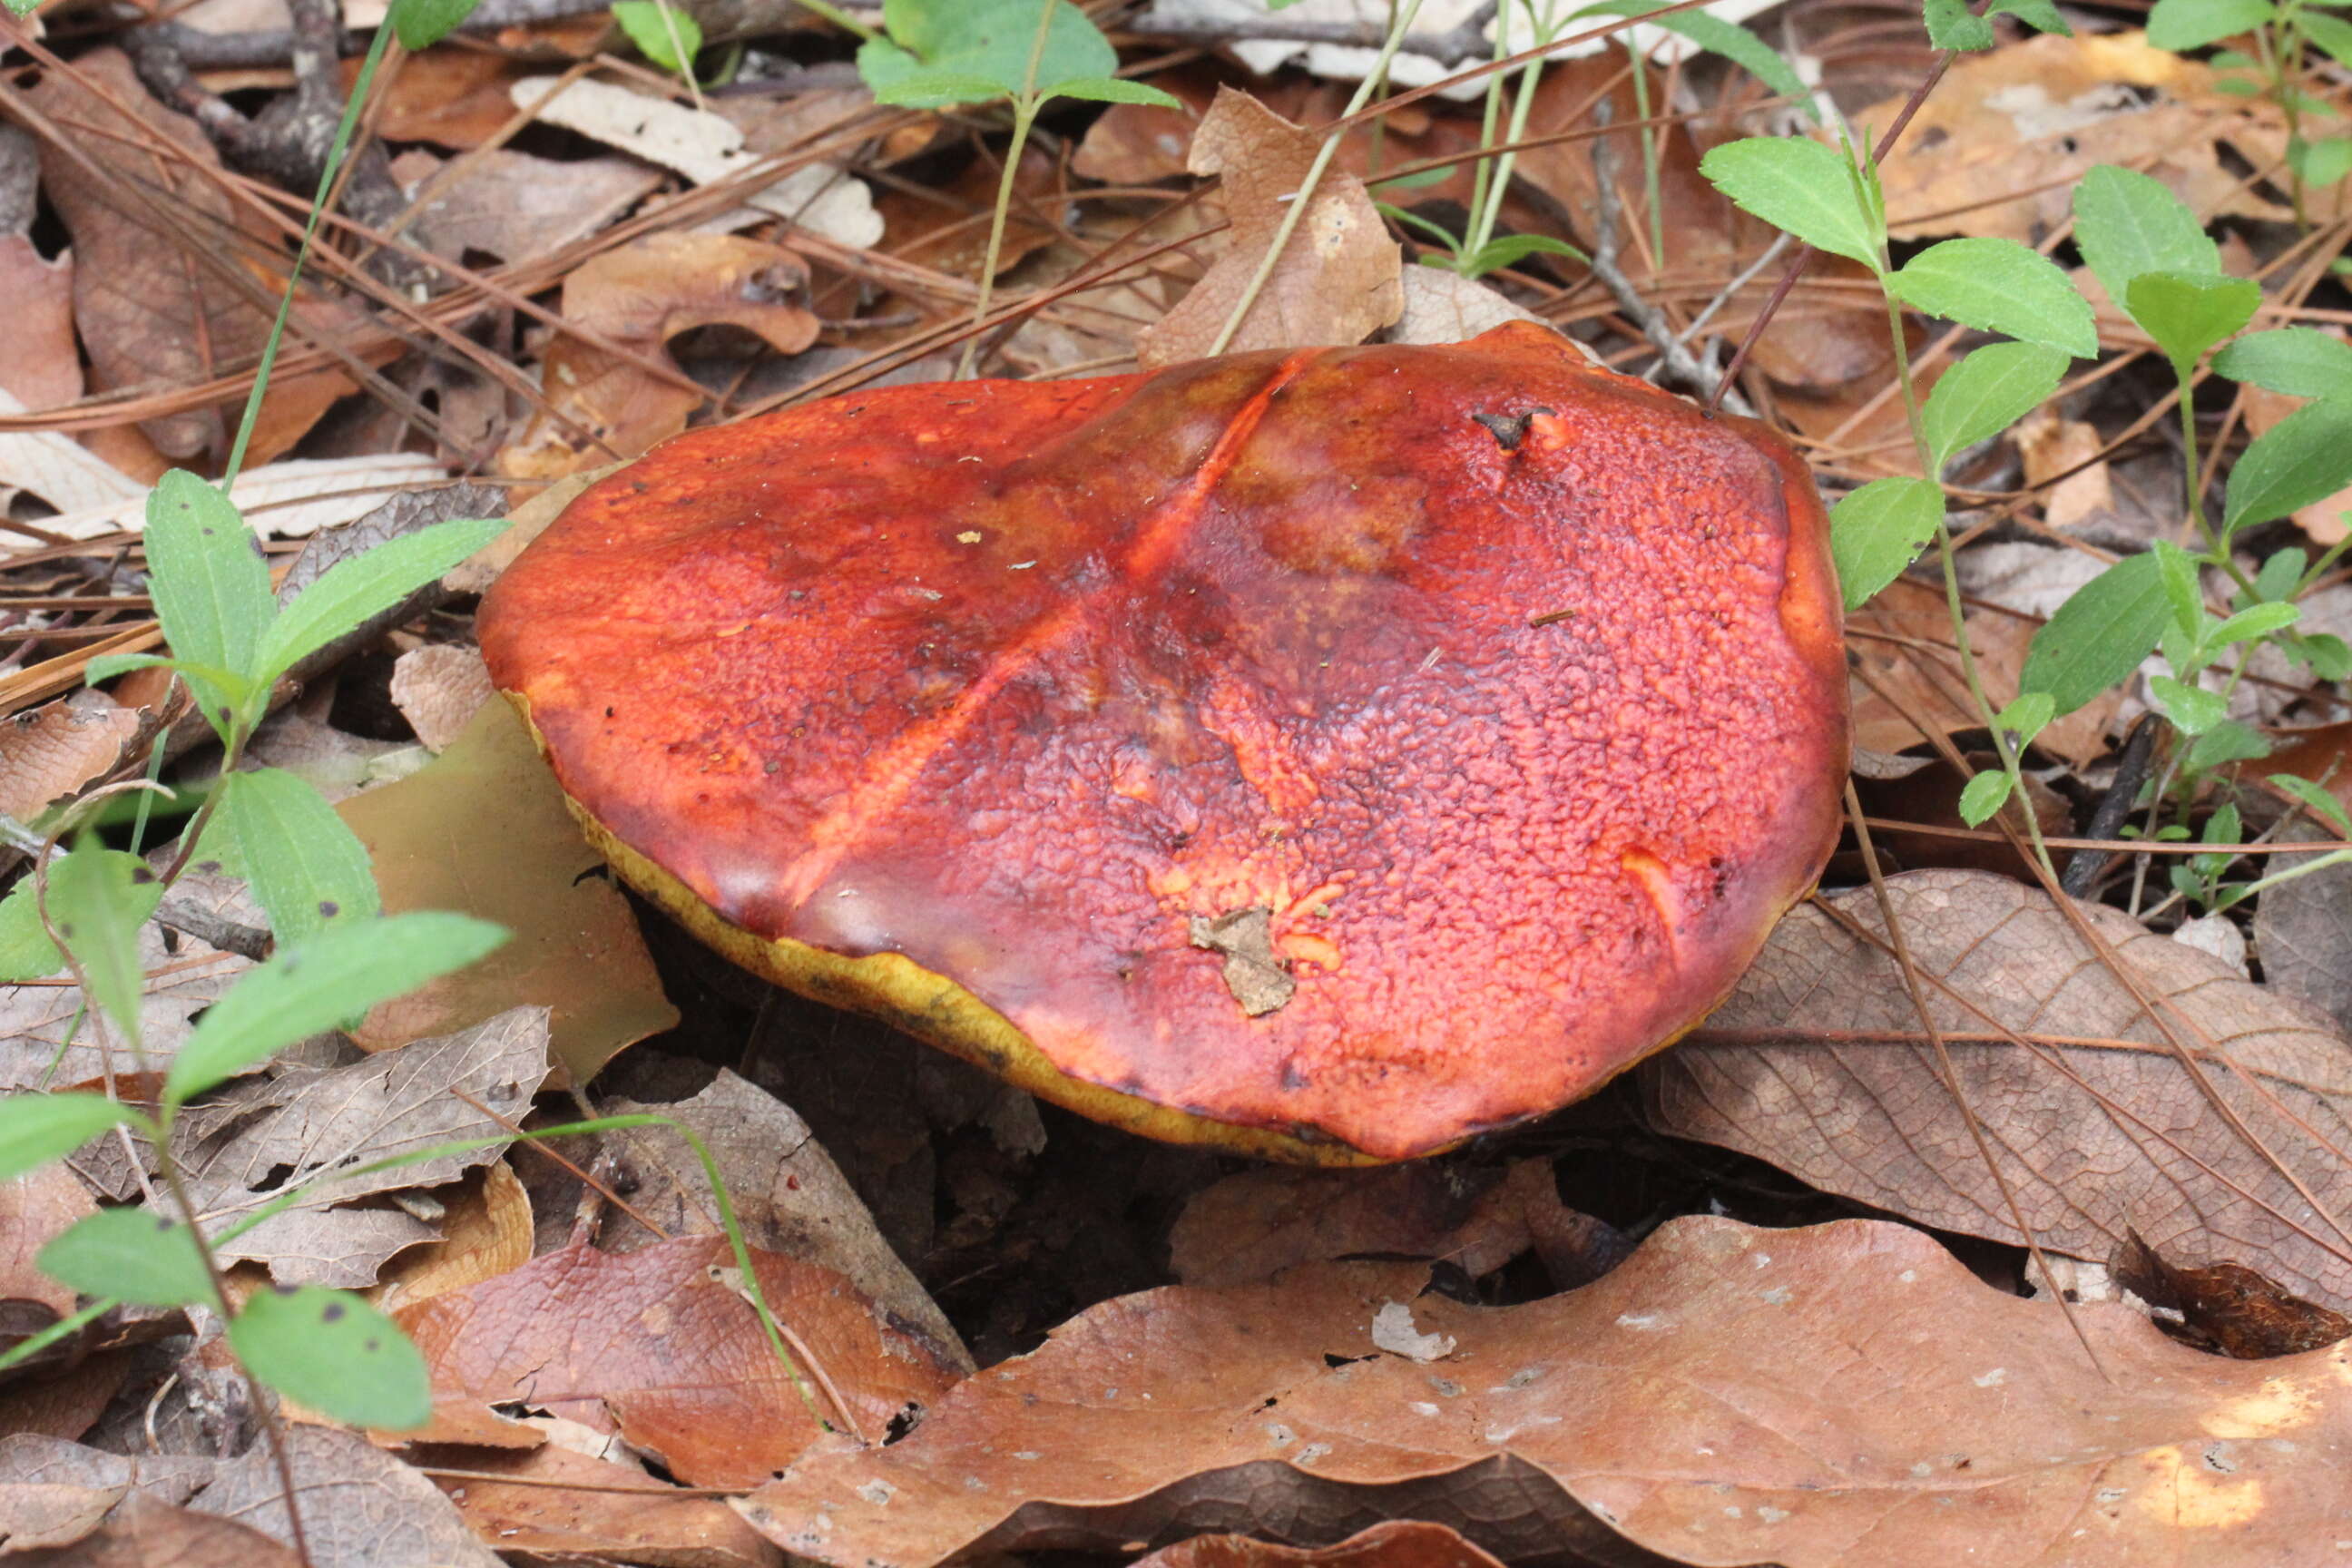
[1919,340,2069,470]
[2072,164,2220,311]
[39,1208,214,1308]
[1698,137,1882,271]
[2222,395,2352,533]
[1957,769,2014,827]
[254,518,508,694]
[612,0,703,73]
[2020,551,2170,713]
[2150,673,2229,734]
[221,768,378,949]
[162,910,507,1108]
[0,1093,147,1181]
[2124,270,2260,374]
[45,846,165,1045]
[2147,0,2277,49]
[2212,328,2352,397]
[142,472,273,738]
[388,0,482,47]
[1829,476,1944,610]
[2271,773,2352,836]
[1886,238,2096,356]
[1574,0,1817,117]
[230,1285,429,1429]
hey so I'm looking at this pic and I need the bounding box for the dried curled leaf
[1651,868,2352,1308]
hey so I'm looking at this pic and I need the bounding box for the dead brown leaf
[496,230,818,481]
[5,1496,301,1568]
[0,1436,211,1553]
[389,147,664,270]
[2115,1229,2352,1358]
[0,233,79,411]
[395,1233,964,1486]
[1138,1523,1507,1568]
[1,924,247,1095]
[1869,31,2289,243]
[878,141,1060,281]
[368,1160,534,1315]
[0,1350,132,1445]
[1651,868,2352,1308]
[386,642,495,753]
[1135,87,1400,369]
[422,1443,784,1568]
[189,1426,503,1567]
[568,1069,969,1367]
[170,1007,553,1285]
[742,1215,2352,1568]
[0,691,146,824]
[8,50,358,463]
[0,1166,93,1357]
[361,48,539,149]
[343,699,678,1083]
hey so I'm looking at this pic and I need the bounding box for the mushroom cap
[478,324,1847,1162]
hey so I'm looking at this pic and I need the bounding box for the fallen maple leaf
[1652,868,2352,1310]
[1136,86,1401,368]
[741,1215,2352,1568]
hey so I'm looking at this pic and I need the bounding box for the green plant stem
[956,0,1059,380]
[2229,845,2352,903]
[1208,0,1430,356]
[649,0,706,107]
[1462,0,1514,247]
[1465,1,1556,262]
[221,24,393,486]
[1881,279,2057,881]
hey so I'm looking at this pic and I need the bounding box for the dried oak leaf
[6,51,359,463]
[1650,868,2352,1309]
[172,1007,553,1286]
[497,230,819,481]
[1136,86,1402,369]
[741,1215,2352,1568]
[394,1234,964,1486]
[420,1443,784,1568]
[342,700,678,1083]
[2114,1230,2352,1359]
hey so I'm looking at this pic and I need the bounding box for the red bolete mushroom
[477,323,1847,1162]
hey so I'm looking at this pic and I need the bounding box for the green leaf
[230,1285,429,1430]
[1957,769,2014,827]
[0,1094,145,1181]
[1829,476,1944,610]
[858,0,1128,106]
[389,0,482,46]
[2020,551,2170,713]
[221,769,378,948]
[142,471,273,738]
[2071,165,2220,310]
[2212,328,2352,397]
[1382,204,1467,251]
[1370,163,1458,191]
[1992,691,2056,748]
[1042,75,1182,107]
[163,911,507,1108]
[1987,0,2072,34]
[2292,631,2352,680]
[1573,0,1818,118]
[1697,137,1883,271]
[2253,545,2308,602]
[2147,0,2278,49]
[2150,673,2229,734]
[2298,7,2352,65]
[2271,772,2352,836]
[82,653,177,683]
[2,0,38,15]
[2209,599,2300,646]
[45,846,165,1044]
[39,1208,213,1308]
[1462,233,1589,277]
[2152,538,2206,640]
[254,518,507,694]
[1919,341,2070,471]
[1886,239,2097,356]
[2184,719,2270,772]
[1924,0,1997,48]
[612,0,703,72]
[2123,270,2260,374]
[0,880,65,984]
[2288,134,2352,188]
[2222,396,2352,533]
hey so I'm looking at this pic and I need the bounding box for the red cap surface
[480,324,1847,1160]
